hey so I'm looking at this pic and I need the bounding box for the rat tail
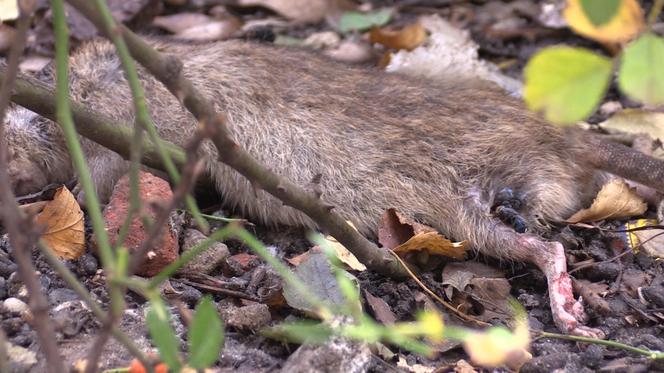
[569,128,664,192]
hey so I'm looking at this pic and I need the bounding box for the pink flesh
[518,236,605,338]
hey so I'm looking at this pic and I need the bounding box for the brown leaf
[442,262,511,323]
[364,290,396,325]
[378,208,415,250]
[35,187,85,260]
[379,208,467,259]
[566,179,647,223]
[369,23,428,51]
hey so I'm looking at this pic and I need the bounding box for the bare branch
[0,1,65,371]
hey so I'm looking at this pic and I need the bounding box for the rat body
[6,39,664,337]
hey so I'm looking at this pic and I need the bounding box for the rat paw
[549,273,604,338]
[493,188,528,232]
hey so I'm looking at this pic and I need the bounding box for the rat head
[5,105,73,196]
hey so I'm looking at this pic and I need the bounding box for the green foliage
[580,0,622,26]
[524,47,612,125]
[619,32,664,104]
[146,302,182,371]
[524,0,664,125]
[338,9,392,33]
[188,297,224,369]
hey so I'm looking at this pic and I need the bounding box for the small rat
[6,39,664,337]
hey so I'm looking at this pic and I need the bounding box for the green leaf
[580,0,622,26]
[524,47,612,125]
[188,297,224,369]
[618,33,664,105]
[146,304,181,371]
[338,9,392,33]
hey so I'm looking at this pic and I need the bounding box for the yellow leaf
[393,231,467,259]
[35,187,85,259]
[563,0,644,44]
[625,219,664,258]
[566,179,647,223]
[463,312,531,368]
[322,221,367,271]
[369,23,428,51]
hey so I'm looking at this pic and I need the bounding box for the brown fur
[3,39,650,258]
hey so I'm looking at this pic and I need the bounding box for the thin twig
[0,1,65,371]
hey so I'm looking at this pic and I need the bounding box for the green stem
[539,331,664,359]
[51,0,114,276]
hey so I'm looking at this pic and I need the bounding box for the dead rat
[6,39,664,338]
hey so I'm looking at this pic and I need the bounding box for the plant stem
[539,331,664,359]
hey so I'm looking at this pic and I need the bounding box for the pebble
[6,342,37,373]
[3,297,28,315]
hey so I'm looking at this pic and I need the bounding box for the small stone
[220,303,271,330]
[280,338,372,373]
[225,253,259,275]
[78,254,99,276]
[0,277,6,299]
[48,288,79,305]
[6,342,38,373]
[2,317,24,336]
[102,172,178,277]
[178,229,229,275]
[3,297,28,315]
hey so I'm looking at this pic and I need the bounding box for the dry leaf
[369,23,427,51]
[35,187,85,259]
[379,208,467,259]
[321,221,366,271]
[625,219,664,258]
[153,13,213,34]
[237,0,332,23]
[364,290,396,325]
[174,18,242,41]
[599,110,664,143]
[566,179,647,223]
[393,231,466,259]
[563,0,644,44]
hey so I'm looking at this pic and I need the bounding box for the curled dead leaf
[35,187,85,259]
[369,23,428,51]
[566,179,647,223]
